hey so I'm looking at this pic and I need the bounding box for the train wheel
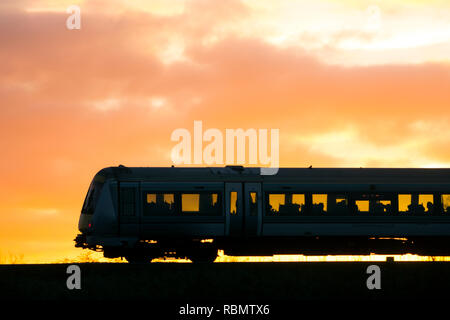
[188,248,217,263]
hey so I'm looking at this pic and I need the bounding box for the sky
[0,0,449,263]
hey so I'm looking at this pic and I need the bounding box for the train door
[118,182,140,237]
[244,183,262,237]
[225,183,243,236]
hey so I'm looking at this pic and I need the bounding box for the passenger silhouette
[348,202,358,214]
[334,200,348,215]
[321,203,326,214]
[279,203,301,216]
[373,201,385,215]
[315,203,325,215]
[417,204,425,215]
[300,204,305,214]
[384,203,393,214]
[426,202,433,214]
[268,204,277,215]
[200,194,219,215]
[408,203,425,215]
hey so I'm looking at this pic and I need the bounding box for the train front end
[74,171,108,250]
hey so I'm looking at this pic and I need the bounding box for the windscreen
[81,175,105,215]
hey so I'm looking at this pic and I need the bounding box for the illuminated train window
[143,192,221,216]
[264,192,450,216]
[292,194,305,206]
[398,194,434,215]
[398,194,411,213]
[230,192,237,215]
[266,193,305,216]
[182,194,200,212]
[144,193,176,216]
[355,200,369,212]
[328,195,348,215]
[419,194,434,213]
[182,193,221,215]
[282,194,305,215]
[379,200,393,213]
[443,195,450,214]
[355,199,392,215]
[312,194,327,214]
[268,194,284,214]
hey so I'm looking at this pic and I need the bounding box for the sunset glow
[0,0,449,263]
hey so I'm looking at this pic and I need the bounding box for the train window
[282,194,303,215]
[82,180,104,215]
[356,200,369,212]
[199,193,221,215]
[442,195,450,214]
[143,193,176,216]
[379,200,393,214]
[266,193,305,215]
[120,187,135,216]
[212,193,218,206]
[282,194,304,215]
[182,194,200,212]
[230,192,237,215]
[328,195,348,215]
[147,194,156,203]
[372,199,391,215]
[419,194,434,214]
[398,194,431,215]
[354,196,392,215]
[348,192,394,215]
[268,194,284,215]
[398,194,411,213]
[312,194,327,214]
[249,192,257,216]
[292,194,305,207]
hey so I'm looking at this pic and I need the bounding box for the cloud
[292,126,450,167]
[90,98,122,111]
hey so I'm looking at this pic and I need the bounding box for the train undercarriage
[75,234,450,263]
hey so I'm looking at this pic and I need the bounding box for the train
[74,165,450,262]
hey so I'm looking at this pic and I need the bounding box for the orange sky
[0,0,449,263]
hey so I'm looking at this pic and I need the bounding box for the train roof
[95,165,450,184]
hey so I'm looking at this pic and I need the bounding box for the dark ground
[1,262,449,315]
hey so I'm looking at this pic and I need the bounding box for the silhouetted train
[75,165,450,262]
